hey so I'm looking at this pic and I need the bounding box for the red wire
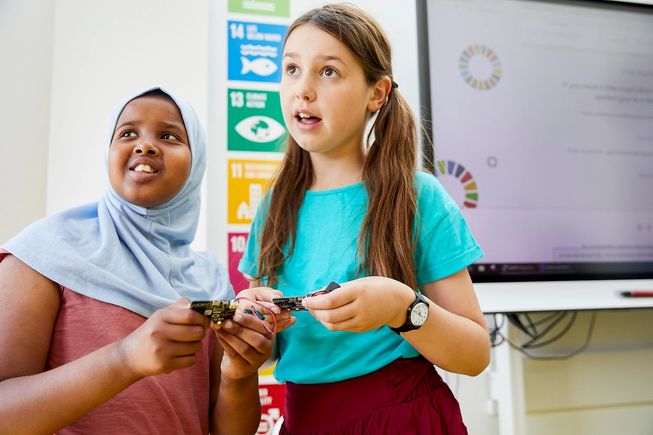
[233,296,279,334]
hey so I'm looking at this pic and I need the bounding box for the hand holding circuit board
[189,300,238,326]
[190,281,341,330]
[272,281,341,311]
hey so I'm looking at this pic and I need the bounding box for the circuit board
[190,300,238,325]
[273,281,341,311]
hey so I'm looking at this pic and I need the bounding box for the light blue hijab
[3,87,232,317]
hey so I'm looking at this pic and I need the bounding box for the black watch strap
[390,291,429,334]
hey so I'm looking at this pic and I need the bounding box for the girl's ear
[367,76,392,113]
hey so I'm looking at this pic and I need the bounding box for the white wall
[0,0,53,244]
[45,0,210,248]
[46,0,210,213]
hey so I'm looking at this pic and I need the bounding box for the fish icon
[235,116,286,143]
[241,57,278,77]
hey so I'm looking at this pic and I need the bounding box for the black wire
[506,313,535,338]
[510,311,556,339]
[528,311,566,328]
[520,312,569,348]
[489,313,506,347]
[524,311,578,349]
[497,311,598,361]
[507,311,568,342]
[523,313,538,336]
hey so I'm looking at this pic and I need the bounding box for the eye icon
[234,116,286,143]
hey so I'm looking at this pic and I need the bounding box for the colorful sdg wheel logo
[459,44,502,91]
[434,160,478,209]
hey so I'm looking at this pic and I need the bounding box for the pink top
[1,252,217,434]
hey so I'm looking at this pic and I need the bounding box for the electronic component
[273,281,341,311]
[244,307,266,320]
[190,300,238,325]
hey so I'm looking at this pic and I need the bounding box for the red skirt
[279,357,468,435]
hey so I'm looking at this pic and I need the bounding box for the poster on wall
[257,361,284,434]
[228,20,288,83]
[228,231,250,293]
[224,1,291,420]
[228,0,290,17]
[257,383,285,435]
[227,158,281,225]
[228,88,287,152]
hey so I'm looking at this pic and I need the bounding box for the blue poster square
[228,20,288,83]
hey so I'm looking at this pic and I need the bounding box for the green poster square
[227,88,287,152]
[227,0,290,17]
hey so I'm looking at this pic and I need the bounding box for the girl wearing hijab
[0,87,284,434]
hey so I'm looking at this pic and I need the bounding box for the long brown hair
[257,3,418,289]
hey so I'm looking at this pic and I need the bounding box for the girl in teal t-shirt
[239,4,490,434]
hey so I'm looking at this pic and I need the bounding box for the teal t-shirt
[238,171,483,384]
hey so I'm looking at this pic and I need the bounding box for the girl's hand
[301,277,416,332]
[237,286,281,303]
[236,286,296,333]
[215,312,275,380]
[119,298,209,379]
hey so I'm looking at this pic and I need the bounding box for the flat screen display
[424,0,653,281]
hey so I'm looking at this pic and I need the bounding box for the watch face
[410,302,429,326]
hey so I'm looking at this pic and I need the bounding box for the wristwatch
[390,291,430,333]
